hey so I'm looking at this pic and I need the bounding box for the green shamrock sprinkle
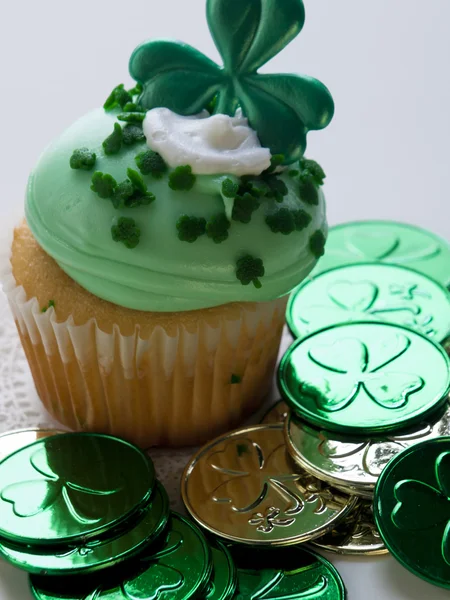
[128,83,143,97]
[112,169,155,209]
[236,443,249,456]
[91,172,118,199]
[266,208,311,235]
[232,193,260,224]
[300,158,326,186]
[176,215,206,243]
[118,112,146,123]
[111,217,141,249]
[102,123,123,155]
[122,124,146,146]
[236,255,265,289]
[135,150,168,179]
[112,180,134,209]
[169,166,196,191]
[127,168,146,193]
[241,177,272,198]
[239,172,288,203]
[104,84,132,111]
[267,177,288,203]
[309,230,327,258]
[265,154,285,174]
[122,102,146,113]
[70,148,96,171]
[222,178,239,199]
[299,175,319,206]
[41,300,55,314]
[293,209,312,231]
[231,374,242,385]
[206,213,230,244]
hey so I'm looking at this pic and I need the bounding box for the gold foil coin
[260,401,290,425]
[310,500,388,556]
[182,425,357,546]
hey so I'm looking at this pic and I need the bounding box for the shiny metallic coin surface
[287,263,450,342]
[313,220,450,288]
[30,511,211,599]
[285,404,450,497]
[229,544,346,599]
[279,321,450,435]
[310,500,387,556]
[0,432,156,548]
[260,401,290,425]
[182,425,357,546]
[374,438,450,589]
[0,429,64,463]
[206,541,237,600]
[0,481,169,576]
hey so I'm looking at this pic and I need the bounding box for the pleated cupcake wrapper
[0,235,287,446]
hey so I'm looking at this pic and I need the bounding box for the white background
[0,1,449,598]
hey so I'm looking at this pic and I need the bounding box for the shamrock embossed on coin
[314,221,450,288]
[279,322,450,435]
[229,544,346,600]
[287,264,450,342]
[0,433,156,547]
[311,501,387,556]
[375,439,450,589]
[1,447,120,522]
[182,425,357,546]
[121,530,185,599]
[248,507,296,534]
[286,404,450,497]
[392,452,450,563]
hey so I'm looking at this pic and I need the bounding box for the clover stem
[214,86,239,116]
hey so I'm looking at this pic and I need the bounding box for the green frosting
[25,109,326,312]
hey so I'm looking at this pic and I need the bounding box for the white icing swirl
[143,108,271,176]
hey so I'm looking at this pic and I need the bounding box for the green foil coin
[0,429,65,463]
[287,263,450,342]
[229,544,346,599]
[279,321,450,435]
[206,541,237,600]
[30,511,211,598]
[313,220,450,287]
[0,432,155,548]
[374,438,450,589]
[0,481,169,576]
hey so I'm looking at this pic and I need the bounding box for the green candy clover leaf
[129,0,334,164]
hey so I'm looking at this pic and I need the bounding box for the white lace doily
[0,287,288,513]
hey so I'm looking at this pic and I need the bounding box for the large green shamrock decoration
[129,0,334,164]
[393,451,450,565]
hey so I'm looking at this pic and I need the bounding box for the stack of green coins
[0,429,236,600]
[181,220,450,593]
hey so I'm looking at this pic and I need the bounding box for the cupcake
[3,0,333,447]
